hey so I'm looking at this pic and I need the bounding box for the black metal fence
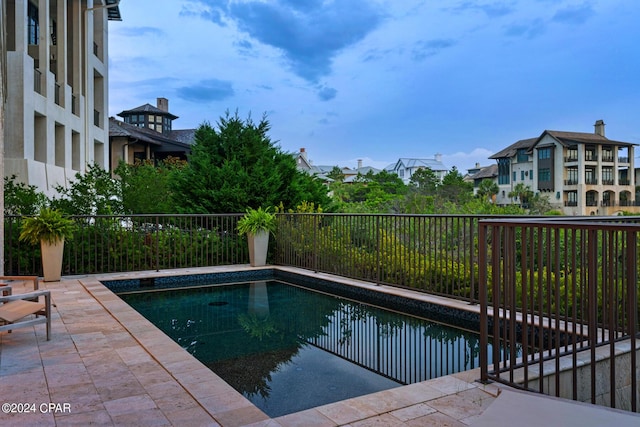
[5,214,248,276]
[274,213,488,302]
[479,216,640,411]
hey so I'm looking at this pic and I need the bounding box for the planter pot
[247,231,269,267]
[40,238,64,282]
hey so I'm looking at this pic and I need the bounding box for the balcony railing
[619,157,630,163]
[585,178,598,185]
[602,179,614,186]
[564,156,578,163]
[564,179,578,185]
[94,109,101,127]
[479,216,640,412]
[564,201,578,207]
[619,179,631,186]
[585,153,598,161]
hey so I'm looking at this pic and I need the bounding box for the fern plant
[19,208,77,245]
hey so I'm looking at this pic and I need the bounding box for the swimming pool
[107,271,492,417]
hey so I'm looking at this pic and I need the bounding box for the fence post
[376,215,381,285]
[155,216,160,272]
[627,230,638,412]
[478,219,489,383]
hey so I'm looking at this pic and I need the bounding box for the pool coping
[77,265,502,425]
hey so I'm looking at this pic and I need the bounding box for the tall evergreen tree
[171,111,329,213]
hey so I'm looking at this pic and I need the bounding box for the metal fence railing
[5,214,248,276]
[479,216,640,412]
[274,213,492,302]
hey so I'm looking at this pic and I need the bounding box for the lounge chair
[0,276,50,340]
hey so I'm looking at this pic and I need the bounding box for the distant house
[490,120,638,215]
[467,164,499,196]
[385,155,448,184]
[109,98,195,169]
[295,148,380,183]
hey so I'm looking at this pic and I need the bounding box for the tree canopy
[170,111,329,213]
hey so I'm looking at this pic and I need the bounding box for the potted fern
[237,207,276,267]
[19,208,76,281]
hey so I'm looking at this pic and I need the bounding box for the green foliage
[115,158,186,214]
[4,175,47,215]
[170,111,329,213]
[476,179,499,201]
[437,167,473,206]
[237,207,277,235]
[51,164,123,215]
[18,208,77,245]
[409,168,438,196]
[508,183,533,208]
[326,166,345,182]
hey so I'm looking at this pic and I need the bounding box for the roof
[390,158,448,172]
[109,118,193,150]
[470,164,498,180]
[117,103,179,120]
[541,130,635,147]
[491,130,636,160]
[169,129,196,145]
[489,138,537,159]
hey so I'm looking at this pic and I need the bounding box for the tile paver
[1,266,638,426]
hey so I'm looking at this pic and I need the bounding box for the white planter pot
[40,239,64,282]
[247,231,269,267]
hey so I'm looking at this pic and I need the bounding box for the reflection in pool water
[120,280,487,417]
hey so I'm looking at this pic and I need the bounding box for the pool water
[120,280,487,417]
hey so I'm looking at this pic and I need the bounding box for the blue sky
[108,0,640,173]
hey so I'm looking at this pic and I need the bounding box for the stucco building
[2,0,121,196]
[490,120,638,215]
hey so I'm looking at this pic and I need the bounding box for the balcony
[564,179,578,186]
[619,179,631,186]
[564,156,578,163]
[601,179,614,186]
[564,201,578,207]
[619,156,630,163]
[585,178,598,185]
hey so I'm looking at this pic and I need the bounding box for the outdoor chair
[0,276,50,341]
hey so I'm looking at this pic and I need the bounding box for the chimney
[157,97,169,112]
[434,153,443,162]
[475,162,480,168]
[300,148,307,160]
[357,159,363,169]
[594,119,605,137]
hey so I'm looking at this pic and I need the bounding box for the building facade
[490,120,639,215]
[3,0,120,196]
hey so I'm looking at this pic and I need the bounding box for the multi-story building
[2,0,121,196]
[490,120,638,215]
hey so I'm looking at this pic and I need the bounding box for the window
[521,171,525,180]
[28,2,40,45]
[602,167,613,185]
[517,149,528,163]
[565,146,578,162]
[585,168,597,184]
[513,171,516,182]
[539,168,551,182]
[529,170,533,180]
[498,159,510,184]
[538,148,551,159]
